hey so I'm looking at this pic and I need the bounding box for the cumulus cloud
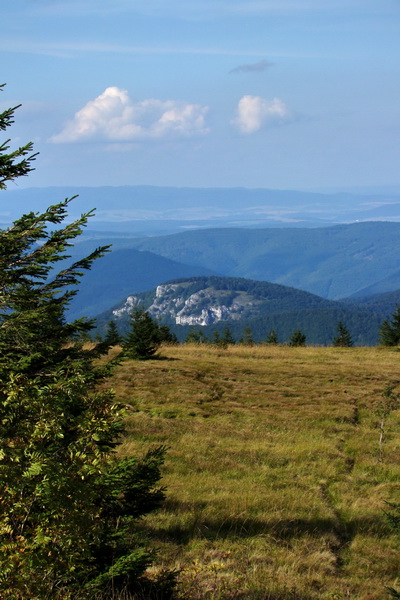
[231,95,290,134]
[229,59,273,74]
[50,86,210,143]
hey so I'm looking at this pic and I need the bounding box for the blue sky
[2,0,400,190]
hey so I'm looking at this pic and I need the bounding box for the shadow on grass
[143,499,384,547]
[138,354,180,362]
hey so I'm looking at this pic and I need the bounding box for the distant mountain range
[4,185,400,234]
[8,186,400,337]
[59,220,400,323]
[4,186,400,344]
[95,276,387,346]
[125,222,400,300]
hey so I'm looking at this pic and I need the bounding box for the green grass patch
[110,345,400,599]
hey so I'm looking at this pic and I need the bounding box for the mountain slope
[342,288,400,316]
[124,222,400,299]
[346,270,400,298]
[96,276,383,345]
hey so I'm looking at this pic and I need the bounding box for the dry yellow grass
[109,344,400,599]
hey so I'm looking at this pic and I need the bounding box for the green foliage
[212,330,226,348]
[185,327,208,344]
[210,327,235,348]
[123,307,163,359]
[332,321,353,347]
[0,84,38,190]
[158,324,179,345]
[239,327,254,346]
[289,329,306,347]
[104,319,122,347]
[221,325,235,345]
[265,329,278,345]
[379,305,400,346]
[0,91,171,599]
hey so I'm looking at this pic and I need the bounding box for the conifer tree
[212,329,232,348]
[332,321,353,347]
[0,87,172,600]
[266,329,278,345]
[158,324,179,345]
[289,329,306,347]
[0,84,38,189]
[185,327,208,344]
[222,326,235,345]
[379,306,400,346]
[239,326,254,346]
[123,307,162,359]
[212,330,224,347]
[104,319,121,347]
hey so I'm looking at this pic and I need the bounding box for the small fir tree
[266,329,278,345]
[332,321,353,347]
[158,324,178,345]
[222,326,235,345]
[239,327,254,346]
[185,327,208,344]
[212,329,233,348]
[123,307,162,359]
[379,306,400,346]
[289,329,306,347]
[104,319,121,347]
[212,330,225,347]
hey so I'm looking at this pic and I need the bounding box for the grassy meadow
[109,344,400,599]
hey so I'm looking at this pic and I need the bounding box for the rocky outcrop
[112,282,260,325]
[112,295,140,318]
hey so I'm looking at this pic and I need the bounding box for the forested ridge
[96,275,386,346]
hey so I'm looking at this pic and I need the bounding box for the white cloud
[50,87,210,143]
[231,95,290,134]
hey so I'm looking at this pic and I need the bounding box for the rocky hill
[96,276,385,345]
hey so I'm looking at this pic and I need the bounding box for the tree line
[102,313,356,355]
[103,301,400,356]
